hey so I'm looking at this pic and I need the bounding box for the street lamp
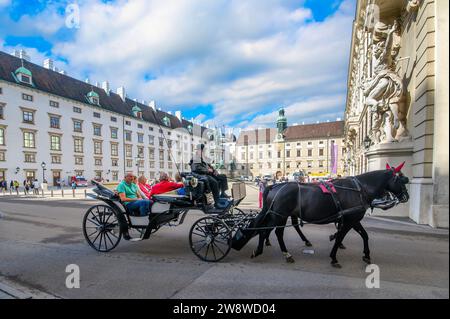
[363,136,372,150]
[15,167,20,174]
[41,162,46,182]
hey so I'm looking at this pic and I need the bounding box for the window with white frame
[0,127,4,145]
[111,127,118,139]
[50,135,61,151]
[73,120,83,132]
[111,143,119,157]
[23,131,35,148]
[93,140,102,155]
[74,138,83,153]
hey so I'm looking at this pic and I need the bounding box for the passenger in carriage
[189,144,230,208]
[149,172,184,197]
[117,173,153,216]
[137,175,152,199]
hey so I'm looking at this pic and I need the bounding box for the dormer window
[132,103,143,119]
[187,125,193,134]
[86,90,100,105]
[162,116,171,127]
[13,65,34,86]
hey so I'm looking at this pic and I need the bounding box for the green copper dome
[15,66,32,77]
[132,104,142,112]
[87,90,99,98]
[276,108,288,134]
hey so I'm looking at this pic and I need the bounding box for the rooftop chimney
[336,117,342,121]
[13,49,31,62]
[53,66,59,73]
[85,78,90,84]
[43,58,53,70]
[117,87,126,101]
[102,81,110,94]
[59,70,67,75]
[167,111,172,115]
[149,100,156,111]
[175,111,182,121]
[95,81,100,87]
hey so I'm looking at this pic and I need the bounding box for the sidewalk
[0,187,91,200]
[0,276,59,299]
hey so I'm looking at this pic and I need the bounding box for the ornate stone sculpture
[363,20,410,143]
[407,0,420,13]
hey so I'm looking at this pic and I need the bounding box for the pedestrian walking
[258,179,267,209]
[33,179,40,195]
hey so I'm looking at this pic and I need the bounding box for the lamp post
[41,162,46,182]
[15,167,20,174]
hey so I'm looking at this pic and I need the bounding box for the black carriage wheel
[83,205,122,252]
[232,207,246,217]
[189,216,232,262]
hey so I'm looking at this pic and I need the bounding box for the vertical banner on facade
[331,142,338,174]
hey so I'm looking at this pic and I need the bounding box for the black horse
[234,163,409,267]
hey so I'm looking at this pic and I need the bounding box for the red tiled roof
[284,121,344,141]
[236,128,277,145]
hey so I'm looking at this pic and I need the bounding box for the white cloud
[0,0,10,8]
[1,0,355,126]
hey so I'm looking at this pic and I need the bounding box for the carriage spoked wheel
[189,216,232,262]
[83,205,122,252]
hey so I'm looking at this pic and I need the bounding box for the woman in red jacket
[149,172,183,197]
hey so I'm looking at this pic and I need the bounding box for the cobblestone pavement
[0,193,448,299]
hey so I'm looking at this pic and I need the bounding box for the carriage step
[129,238,144,242]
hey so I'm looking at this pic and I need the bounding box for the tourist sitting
[149,172,183,197]
[117,173,152,217]
[137,175,152,199]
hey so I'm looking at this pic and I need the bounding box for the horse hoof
[305,241,313,247]
[251,252,256,259]
[331,261,342,269]
[265,241,272,247]
[329,234,335,241]
[339,244,346,249]
[286,256,295,263]
[363,256,371,264]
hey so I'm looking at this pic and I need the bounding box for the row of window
[243,140,338,150]
[241,148,331,160]
[246,160,329,170]
[13,91,185,130]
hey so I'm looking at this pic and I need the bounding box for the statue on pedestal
[363,20,410,143]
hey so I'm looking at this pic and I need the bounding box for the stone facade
[234,113,345,179]
[344,0,448,227]
[0,51,214,186]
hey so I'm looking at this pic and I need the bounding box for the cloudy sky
[0,0,356,129]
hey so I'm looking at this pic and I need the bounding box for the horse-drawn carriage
[82,173,257,262]
[83,164,410,267]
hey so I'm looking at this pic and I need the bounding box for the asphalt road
[0,197,448,299]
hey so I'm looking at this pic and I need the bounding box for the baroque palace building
[234,109,345,179]
[0,50,216,186]
[343,0,448,227]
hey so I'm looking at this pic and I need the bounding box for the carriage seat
[152,194,189,203]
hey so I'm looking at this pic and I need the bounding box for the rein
[263,177,371,227]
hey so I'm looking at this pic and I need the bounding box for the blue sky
[0,0,356,129]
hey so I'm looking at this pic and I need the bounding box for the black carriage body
[83,177,251,262]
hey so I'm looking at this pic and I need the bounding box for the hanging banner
[331,142,338,174]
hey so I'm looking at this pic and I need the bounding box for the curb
[0,276,60,299]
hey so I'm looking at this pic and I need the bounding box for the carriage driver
[117,172,153,216]
[189,144,230,208]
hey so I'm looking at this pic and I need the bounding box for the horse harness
[264,178,371,228]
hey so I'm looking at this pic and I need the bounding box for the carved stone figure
[363,20,410,143]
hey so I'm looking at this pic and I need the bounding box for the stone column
[430,0,449,228]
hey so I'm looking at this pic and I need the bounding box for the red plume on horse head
[386,162,405,173]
